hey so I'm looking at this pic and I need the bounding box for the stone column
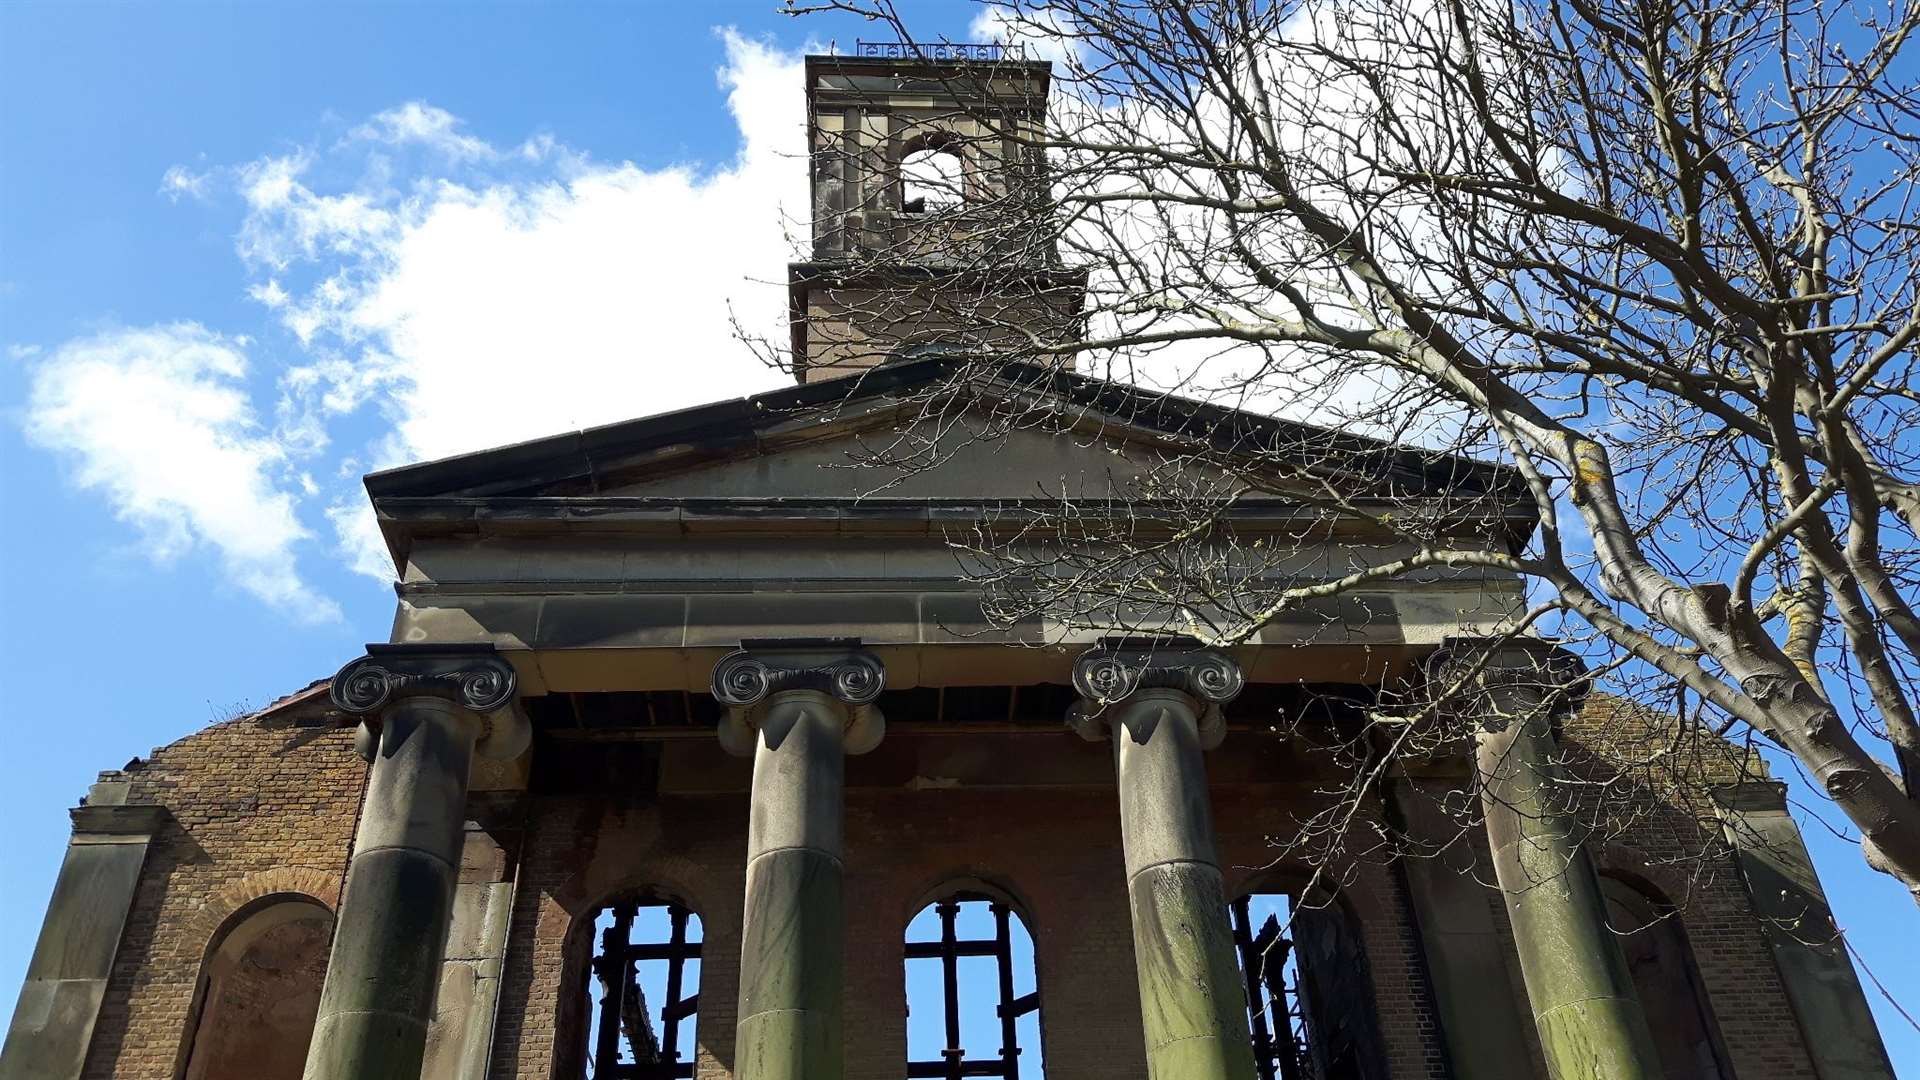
[1,780,166,1080]
[303,645,529,1080]
[1071,641,1256,1080]
[711,643,886,1080]
[1430,639,1660,1080]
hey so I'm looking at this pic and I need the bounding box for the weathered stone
[304,652,496,1080]
[1386,777,1537,1079]
[1715,783,1897,1079]
[1,807,161,1080]
[716,650,881,1080]
[1444,640,1663,1080]
[1128,861,1257,1080]
[1073,645,1258,1080]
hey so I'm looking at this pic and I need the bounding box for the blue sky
[0,1,1913,1072]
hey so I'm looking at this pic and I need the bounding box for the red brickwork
[79,711,367,1079]
[486,731,1450,1080]
[72,697,1832,1080]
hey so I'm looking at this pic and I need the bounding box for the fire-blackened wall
[20,695,1838,1080]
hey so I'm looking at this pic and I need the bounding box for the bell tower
[788,42,1086,383]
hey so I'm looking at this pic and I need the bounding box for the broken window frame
[898,132,969,215]
[588,897,701,1080]
[903,892,1040,1079]
[1231,893,1316,1080]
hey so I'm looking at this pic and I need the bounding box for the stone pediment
[592,419,1221,502]
[366,358,1519,508]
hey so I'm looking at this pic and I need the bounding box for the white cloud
[251,29,801,474]
[970,6,1084,65]
[22,323,341,621]
[24,29,810,609]
[159,164,213,203]
[348,102,501,162]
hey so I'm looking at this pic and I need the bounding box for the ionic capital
[331,644,531,760]
[1068,639,1244,748]
[710,641,887,756]
[1423,636,1588,728]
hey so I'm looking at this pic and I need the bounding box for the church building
[2,45,1896,1080]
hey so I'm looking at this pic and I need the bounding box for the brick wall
[486,730,1450,1080]
[79,706,367,1079]
[1568,694,1821,1079]
[70,694,1830,1080]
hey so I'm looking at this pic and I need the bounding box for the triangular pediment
[366,358,1513,506]
[593,415,1229,501]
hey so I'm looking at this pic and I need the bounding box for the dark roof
[365,356,1526,506]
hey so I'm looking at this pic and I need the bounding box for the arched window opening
[1599,876,1733,1080]
[904,892,1043,1079]
[585,896,703,1079]
[1231,891,1386,1080]
[177,897,332,1080]
[901,140,966,215]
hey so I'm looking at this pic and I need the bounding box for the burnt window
[1231,890,1386,1080]
[1599,875,1733,1080]
[586,896,702,1079]
[904,892,1043,1078]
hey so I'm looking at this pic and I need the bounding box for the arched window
[900,135,967,215]
[1599,875,1733,1080]
[584,894,703,1079]
[177,897,333,1080]
[904,891,1043,1078]
[1230,889,1387,1080]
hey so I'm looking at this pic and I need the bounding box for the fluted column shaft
[304,646,526,1080]
[1074,644,1256,1080]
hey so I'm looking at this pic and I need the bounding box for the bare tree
[772,0,1920,902]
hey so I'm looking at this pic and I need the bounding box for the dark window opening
[586,897,702,1079]
[901,142,966,215]
[904,892,1044,1079]
[1599,876,1733,1080]
[1232,891,1387,1080]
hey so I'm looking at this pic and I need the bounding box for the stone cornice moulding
[67,803,169,840]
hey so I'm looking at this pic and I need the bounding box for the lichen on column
[1431,639,1662,1080]
[712,643,886,1080]
[302,645,528,1080]
[1072,641,1257,1080]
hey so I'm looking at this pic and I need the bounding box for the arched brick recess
[183,867,340,956]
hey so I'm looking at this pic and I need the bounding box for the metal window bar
[590,899,702,1080]
[1231,896,1315,1080]
[904,895,1039,1079]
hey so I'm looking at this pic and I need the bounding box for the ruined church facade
[3,48,1895,1080]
